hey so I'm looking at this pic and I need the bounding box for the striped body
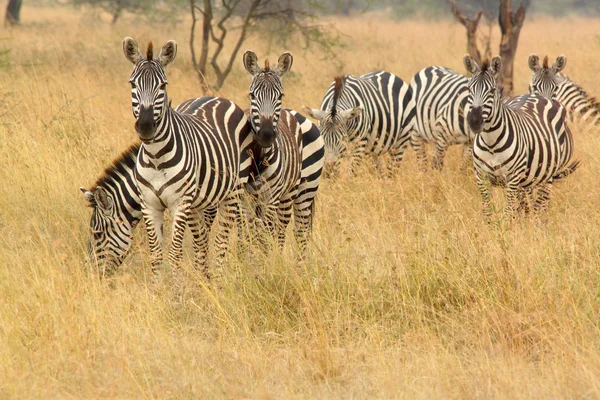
[464,55,576,220]
[83,108,323,272]
[305,71,414,175]
[408,66,472,170]
[551,73,600,125]
[243,50,322,254]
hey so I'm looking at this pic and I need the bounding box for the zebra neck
[140,108,175,157]
[478,96,509,145]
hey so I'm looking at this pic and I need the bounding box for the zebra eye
[160,83,167,90]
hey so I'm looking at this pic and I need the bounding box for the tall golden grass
[1,5,600,398]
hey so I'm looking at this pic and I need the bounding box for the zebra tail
[553,160,580,181]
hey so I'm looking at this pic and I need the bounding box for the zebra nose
[467,106,483,133]
[256,119,277,147]
[135,106,156,139]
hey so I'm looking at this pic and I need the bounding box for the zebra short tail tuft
[553,160,580,180]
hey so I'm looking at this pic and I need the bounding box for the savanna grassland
[2,4,600,398]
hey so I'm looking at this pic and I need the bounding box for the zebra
[464,54,578,220]
[528,55,600,125]
[243,50,324,254]
[408,66,472,171]
[302,71,414,176]
[527,54,567,101]
[81,109,323,273]
[122,37,253,281]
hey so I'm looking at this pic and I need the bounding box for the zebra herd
[81,36,598,279]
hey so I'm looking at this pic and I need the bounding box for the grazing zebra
[408,66,472,170]
[243,50,324,253]
[302,71,414,176]
[81,109,323,273]
[464,55,577,220]
[527,54,567,101]
[528,54,600,124]
[123,37,253,281]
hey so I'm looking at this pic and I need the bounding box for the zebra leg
[534,182,553,213]
[460,142,474,170]
[276,196,295,249]
[410,132,428,171]
[141,206,164,280]
[389,137,411,172]
[189,206,217,275]
[212,195,239,280]
[168,201,193,287]
[432,139,449,171]
[504,183,520,220]
[476,175,493,222]
[293,195,315,261]
[348,141,367,177]
[515,187,532,216]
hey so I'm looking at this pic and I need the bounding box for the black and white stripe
[81,108,323,273]
[408,66,472,170]
[464,55,577,220]
[528,54,600,124]
[243,50,323,254]
[303,71,414,176]
[123,38,253,281]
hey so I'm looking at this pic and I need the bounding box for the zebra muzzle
[135,106,156,139]
[255,118,277,148]
[467,106,483,133]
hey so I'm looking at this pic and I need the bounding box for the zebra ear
[302,106,327,121]
[158,40,177,67]
[123,37,142,64]
[463,54,479,75]
[94,188,111,211]
[528,54,540,72]
[275,52,293,77]
[243,50,260,75]
[490,56,502,78]
[340,107,362,121]
[80,187,95,204]
[552,55,567,74]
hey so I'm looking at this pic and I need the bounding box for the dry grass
[1,5,600,398]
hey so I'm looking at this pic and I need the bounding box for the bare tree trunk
[190,0,212,93]
[450,0,483,64]
[498,0,526,96]
[5,0,22,27]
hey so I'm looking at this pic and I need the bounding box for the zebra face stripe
[467,73,497,133]
[528,54,567,102]
[129,61,168,141]
[249,71,284,147]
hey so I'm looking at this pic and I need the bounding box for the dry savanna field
[2,4,600,398]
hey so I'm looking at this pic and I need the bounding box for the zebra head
[243,50,293,148]
[464,55,502,134]
[123,37,177,142]
[80,186,135,276]
[302,76,363,173]
[528,54,567,101]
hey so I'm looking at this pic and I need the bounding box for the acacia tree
[189,0,339,92]
[450,0,528,96]
[69,0,159,24]
[498,0,526,95]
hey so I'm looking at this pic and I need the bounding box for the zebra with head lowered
[302,71,414,176]
[464,55,578,221]
[243,50,324,254]
[528,54,600,125]
[122,37,253,281]
[408,66,472,170]
[81,110,323,274]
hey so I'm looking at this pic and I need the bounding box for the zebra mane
[543,55,549,69]
[264,59,270,72]
[480,58,490,72]
[146,42,153,61]
[93,142,141,189]
[331,76,345,118]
